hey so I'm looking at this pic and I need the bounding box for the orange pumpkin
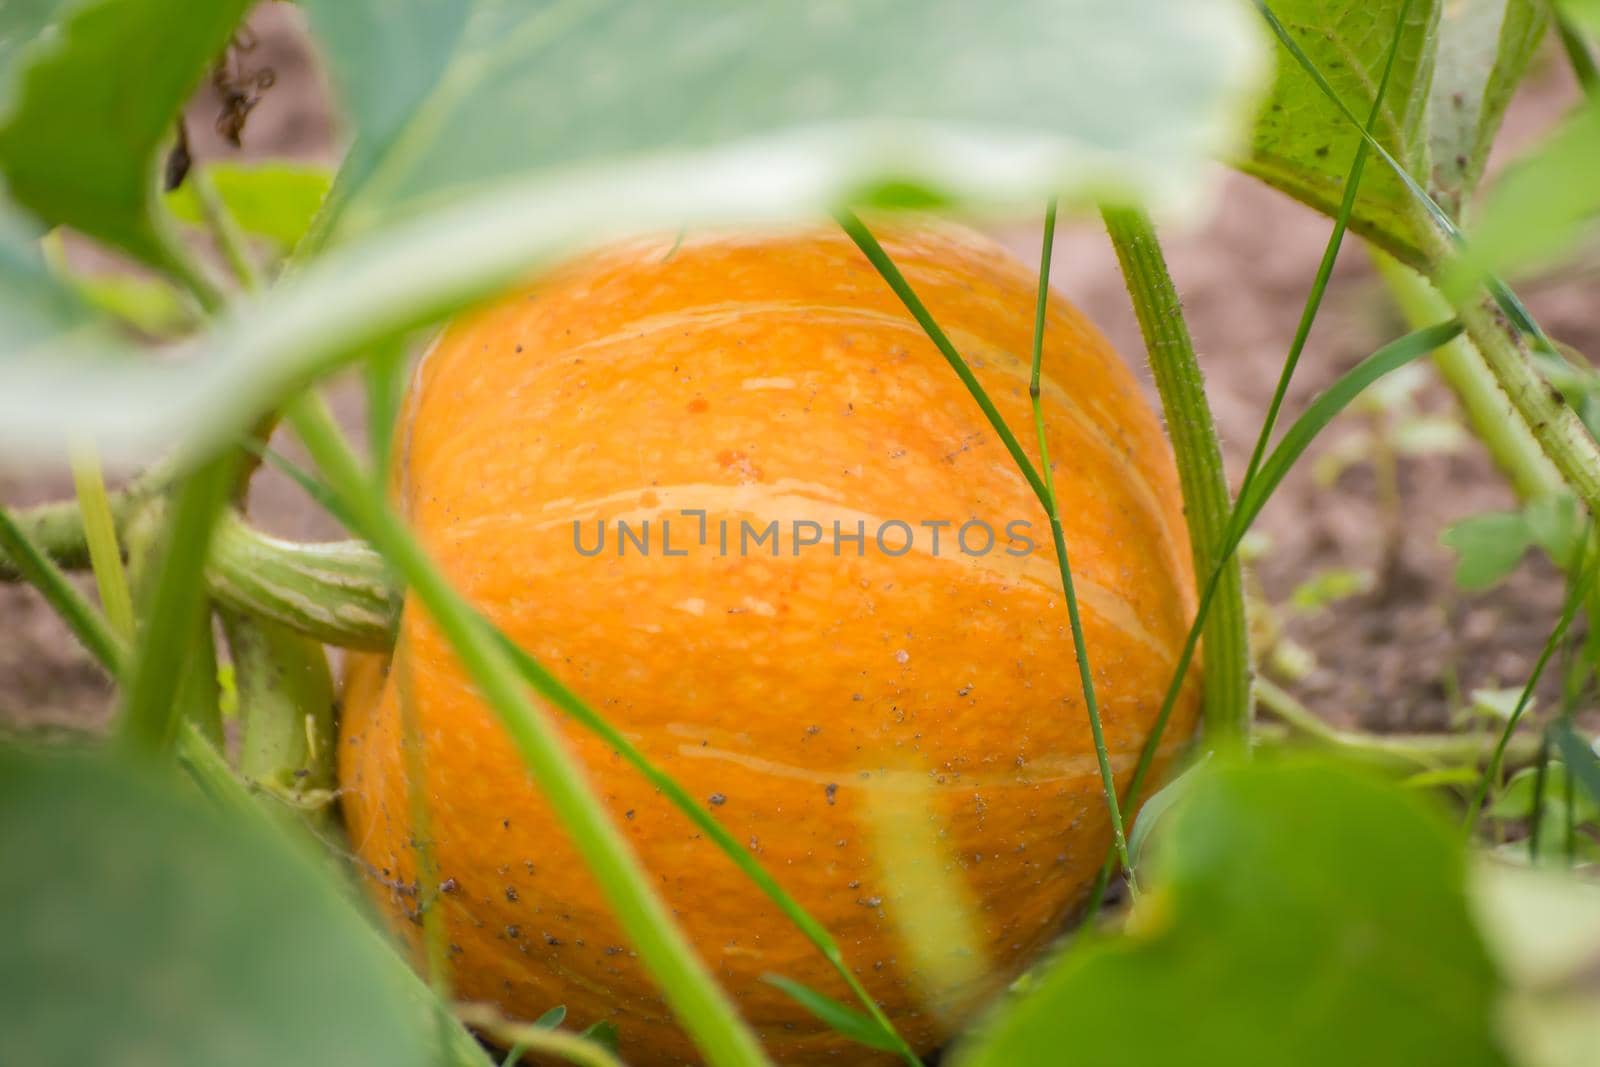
[339,224,1200,1065]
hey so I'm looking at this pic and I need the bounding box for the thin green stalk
[1527,732,1553,861]
[1254,676,1546,772]
[1373,252,1563,502]
[0,502,126,675]
[287,393,769,1067]
[1080,4,1414,918]
[1555,7,1599,95]
[69,442,136,640]
[0,467,168,579]
[836,209,1134,889]
[193,166,262,291]
[1444,280,1600,519]
[1463,529,1599,828]
[1102,205,1252,749]
[118,455,239,753]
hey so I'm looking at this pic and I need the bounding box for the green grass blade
[117,456,238,752]
[760,976,903,1054]
[486,629,918,1064]
[1551,721,1600,809]
[1252,0,1553,350]
[1464,529,1600,828]
[0,503,126,676]
[836,209,1134,888]
[1232,321,1464,534]
[69,442,136,640]
[286,394,770,1067]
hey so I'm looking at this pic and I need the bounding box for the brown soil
[3,4,1596,737]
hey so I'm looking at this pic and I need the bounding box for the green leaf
[165,163,335,252]
[0,1,1270,460]
[580,1020,621,1054]
[0,0,252,273]
[1490,763,1600,824]
[761,975,903,1054]
[955,757,1508,1067]
[1550,723,1600,810]
[1471,863,1600,1067]
[1238,0,1442,267]
[1524,492,1583,568]
[307,0,1270,243]
[1442,511,1534,590]
[1426,0,1547,220]
[0,747,436,1067]
[1444,99,1600,292]
[1559,0,1600,35]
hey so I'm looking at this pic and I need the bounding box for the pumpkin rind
[339,224,1201,1065]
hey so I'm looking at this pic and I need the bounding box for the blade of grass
[1527,732,1553,862]
[1077,6,1416,916]
[286,392,770,1067]
[1102,205,1252,749]
[760,977,904,1054]
[1464,526,1600,828]
[69,442,136,640]
[0,503,126,675]
[836,209,1135,892]
[456,1004,623,1067]
[488,628,917,1065]
[1551,720,1600,809]
[117,454,239,752]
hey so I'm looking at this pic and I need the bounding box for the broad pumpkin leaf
[0,0,1269,460]
[1243,0,1550,266]
[304,0,1270,242]
[1444,98,1600,292]
[0,747,439,1067]
[0,0,252,273]
[955,757,1509,1067]
[1425,0,1547,221]
[1239,0,1443,268]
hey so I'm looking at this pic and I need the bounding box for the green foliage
[0,0,1268,461]
[956,758,1509,1067]
[1446,100,1600,293]
[1443,493,1583,589]
[1427,0,1547,220]
[0,0,250,278]
[1243,0,1559,267]
[165,162,334,253]
[0,747,438,1067]
[1240,0,1441,265]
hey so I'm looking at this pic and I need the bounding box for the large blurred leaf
[0,747,436,1067]
[0,0,251,272]
[1445,99,1600,292]
[1239,0,1442,267]
[1426,0,1546,221]
[0,1,1269,460]
[1242,1,1549,267]
[307,0,1270,241]
[1472,863,1600,1067]
[956,758,1509,1067]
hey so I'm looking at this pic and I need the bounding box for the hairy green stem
[1374,253,1564,502]
[1254,677,1547,772]
[1442,275,1600,519]
[287,393,770,1067]
[1102,205,1252,748]
[0,503,126,676]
